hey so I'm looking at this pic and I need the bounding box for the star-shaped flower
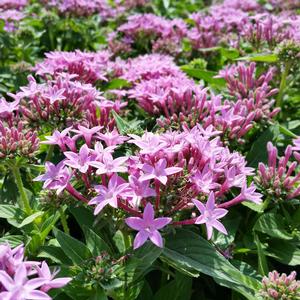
[88,174,129,215]
[125,203,172,249]
[192,192,228,240]
[139,158,182,185]
[64,144,95,173]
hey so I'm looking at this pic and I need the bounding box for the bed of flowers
[1,0,300,299]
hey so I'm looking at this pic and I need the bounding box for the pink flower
[88,174,129,215]
[193,192,228,240]
[0,97,19,118]
[139,158,182,185]
[64,144,95,173]
[97,128,129,146]
[125,203,172,249]
[89,153,128,175]
[33,161,72,195]
[0,264,49,300]
[72,125,102,147]
[41,127,72,151]
[36,262,71,293]
[124,175,156,207]
[240,182,263,204]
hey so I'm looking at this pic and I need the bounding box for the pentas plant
[125,57,279,143]
[36,124,262,248]
[255,141,300,202]
[109,13,187,57]
[9,73,126,132]
[34,50,112,84]
[0,243,71,299]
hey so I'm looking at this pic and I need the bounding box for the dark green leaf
[54,229,92,265]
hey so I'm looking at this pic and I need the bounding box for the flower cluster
[255,142,300,200]
[34,50,112,84]
[0,121,39,160]
[259,270,300,299]
[109,14,187,56]
[127,58,279,142]
[0,0,27,32]
[11,74,125,131]
[35,124,261,248]
[0,243,71,299]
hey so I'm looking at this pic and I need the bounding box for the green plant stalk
[276,61,292,109]
[11,166,32,215]
[44,144,54,162]
[59,207,70,234]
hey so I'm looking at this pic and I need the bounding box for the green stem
[11,166,32,215]
[44,145,54,162]
[276,61,292,109]
[59,207,70,234]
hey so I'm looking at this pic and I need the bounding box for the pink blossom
[88,174,129,215]
[64,144,95,173]
[139,158,182,185]
[34,161,72,195]
[125,203,172,249]
[193,192,228,240]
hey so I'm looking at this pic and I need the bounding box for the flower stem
[276,61,292,109]
[59,207,70,234]
[11,166,32,215]
[44,145,54,162]
[155,180,160,210]
[66,184,89,203]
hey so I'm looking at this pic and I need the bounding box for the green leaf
[180,66,226,88]
[0,204,24,219]
[54,229,92,265]
[162,229,260,299]
[38,245,73,265]
[112,110,131,135]
[83,226,112,256]
[154,272,192,300]
[279,124,297,138]
[220,48,240,60]
[254,213,293,240]
[88,287,107,300]
[246,124,280,167]
[0,235,24,247]
[13,211,44,228]
[242,201,264,213]
[104,78,130,90]
[237,53,278,63]
[254,234,269,276]
[266,240,300,266]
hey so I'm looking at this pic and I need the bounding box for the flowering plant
[0,0,300,299]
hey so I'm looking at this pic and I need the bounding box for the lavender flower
[193,192,228,240]
[125,203,172,249]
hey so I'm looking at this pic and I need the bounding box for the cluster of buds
[109,14,187,56]
[0,243,71,298]
[34,50,112,84]
[259,270,300,299]
[0,121,39,160]
[242,15,294,50]
[126,56,278,142]
[255,142,300,200]
[35,124,262,248]
[12,74,125,131]
[219,62,280,121]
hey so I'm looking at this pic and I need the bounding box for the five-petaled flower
[125,203,172,249]
[88,174,129,215]
[193,192,228,240]
[139,158,182,185]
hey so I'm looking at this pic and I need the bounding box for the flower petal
[149,230,163,248]
[133,230,149,249]
[125,217,145,231]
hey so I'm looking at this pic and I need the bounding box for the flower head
[88,174,129,215]
[125,203,172,249]
[193,192,228,240]
[34,161,72,195]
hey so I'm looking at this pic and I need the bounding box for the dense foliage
[1,0,300,299]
